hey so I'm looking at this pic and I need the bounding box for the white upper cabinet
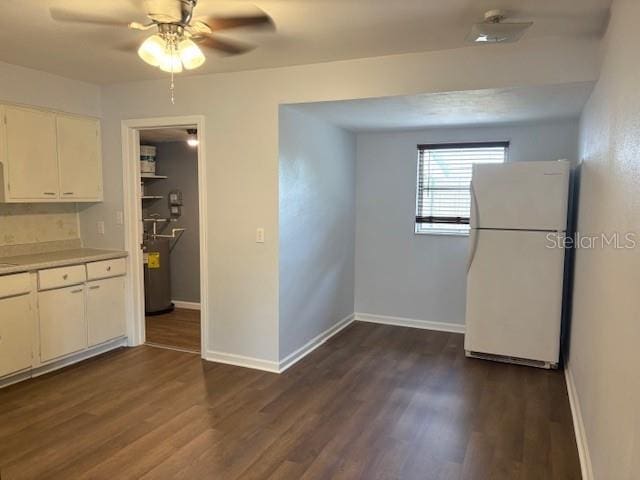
[57,115,103,201]
[0,104,103,203]
[2,105,59,200]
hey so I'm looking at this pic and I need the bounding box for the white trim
[145,342,199,354]
[204,350,280,373]
[121,115,209,360]
[172,300,201,310]
[355,312,465,334]
[1,337,127,389]
[565,365,593,480]
[279,313,355,373]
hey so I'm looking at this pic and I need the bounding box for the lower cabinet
[87,277,126,347]
[39,285,87,362]
[0,293,33,378]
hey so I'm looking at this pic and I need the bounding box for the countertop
[0,248,128,276]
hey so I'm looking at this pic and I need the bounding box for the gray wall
[145,141,200,303]
[354,119,580,325]
[570,0,640,477]
[279,106,356,360]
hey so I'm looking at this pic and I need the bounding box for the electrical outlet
[116,211,124,225]
[256,228,265,243]
[97,221,105,235]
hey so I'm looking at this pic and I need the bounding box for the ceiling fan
[466,9,533,44]
[50,0,274,73]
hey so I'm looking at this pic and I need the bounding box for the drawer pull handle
[63,274,68,280]
[89,285,100,290]
[71,288,83,294]
[63,192,74,195]
[43,192,56,196]
[107,266,112,271]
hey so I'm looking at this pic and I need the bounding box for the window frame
[414,141,509,237]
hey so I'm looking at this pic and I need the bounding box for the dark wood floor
[145,307,200,352]
[0,322,580,479]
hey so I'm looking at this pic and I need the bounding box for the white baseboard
[354,312,465,334]
[278,313,355,373]
[203,313,355,374]
[1,337,128,389]
[172,300,201,310]
[203,312,462,375]
[204,350,280,373]
[565,365,593,480]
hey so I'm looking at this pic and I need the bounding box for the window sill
[414,231,470,237]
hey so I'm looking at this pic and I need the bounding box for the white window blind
[415,142,508,235]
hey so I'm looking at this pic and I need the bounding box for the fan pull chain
[169,39,176,104]
[170,71,175,105]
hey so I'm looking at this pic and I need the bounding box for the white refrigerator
[464,160,570,368]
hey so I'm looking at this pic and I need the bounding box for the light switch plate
[97,221,105,235]
[256,228,265,243]
[116,211,124,225]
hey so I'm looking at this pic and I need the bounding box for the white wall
[80,36,598,364]
[569,1,640,478]
[0,60,101,117]
[355,120,580,326]
[279,106,356,360]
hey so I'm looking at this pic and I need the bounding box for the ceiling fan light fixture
[178,38,205,70]
[138,34,166,66]
[159,51,183,73]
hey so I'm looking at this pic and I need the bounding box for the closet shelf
[141,174,168,180]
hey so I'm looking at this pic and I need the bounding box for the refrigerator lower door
[464,229,565,364]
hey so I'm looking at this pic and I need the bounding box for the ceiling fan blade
[198,14,274,32]
[194,35,255,55]
[50,8,132,27]
[128,22,155,31]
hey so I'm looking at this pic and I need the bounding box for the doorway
[121,116,208,356]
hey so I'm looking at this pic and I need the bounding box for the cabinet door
[56,115,102,201]
[0,294,33,377]
[5,106,59,200]
[39,285,87,362]
[86,277,126,346]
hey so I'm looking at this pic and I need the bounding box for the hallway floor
[145,307,200,353]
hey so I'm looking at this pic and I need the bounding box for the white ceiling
[140,127,196,143]
[290,82,595,131]
[0,0,611,84]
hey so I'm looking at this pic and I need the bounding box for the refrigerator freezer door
[464,229,564,364]
[471,161,570,231]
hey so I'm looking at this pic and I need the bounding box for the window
[415,142,508,235]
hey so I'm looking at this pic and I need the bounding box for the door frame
[121,115,208,356]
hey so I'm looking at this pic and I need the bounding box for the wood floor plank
[145,308,201,352]
[0,322,582,479]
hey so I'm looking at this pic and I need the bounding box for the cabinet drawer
[86,258,126,280]
[38,265,86,291]
[0,273,31,299]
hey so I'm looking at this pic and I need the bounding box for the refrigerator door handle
[467,228,479,273]
[467,181,480,273]
[470,180,479,229]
